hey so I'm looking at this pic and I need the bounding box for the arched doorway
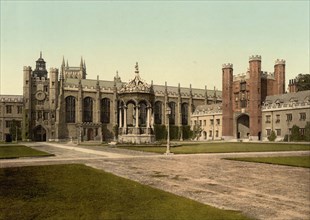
[87,128,94,141]
[33,125,46,141]
[236,114,250,139]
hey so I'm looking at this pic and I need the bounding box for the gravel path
[1,142,309,220]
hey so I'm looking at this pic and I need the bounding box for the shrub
[268,130,277,141]
[154,124,167,141]
[290,125,301,141]
[304,122,310,141]
[182,125,192,140]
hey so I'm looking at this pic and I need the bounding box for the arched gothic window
[154,101,162,124]
[181,103,188,125]
[139,102,147,126]
[83,97,93,122]
[168,102,176,125]
[101,98,110,123]
[65,96,75,123]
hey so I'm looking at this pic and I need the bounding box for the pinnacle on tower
[66,60,69,67]
[80,57,83,68]
[135,62,139,75]
[40,51,42,59]
[62,56,65,66]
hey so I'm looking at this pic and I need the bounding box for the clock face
[35,91,46,101]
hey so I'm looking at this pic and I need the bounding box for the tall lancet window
[83,97,93,122]
[168,102,176,125]
[101,98,110,123]
[65,96,76,123]
[154,101,162,124]
[181,103,188,125]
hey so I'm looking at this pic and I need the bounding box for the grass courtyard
[0,164,250,220]
[118,142,310,154]
[0,144,53,159]
[225,156,310,168]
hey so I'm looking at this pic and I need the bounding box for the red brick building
[222,55,285,140]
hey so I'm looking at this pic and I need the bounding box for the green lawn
[118,142,310,154]
[0,164,250,220]
[0,145,53,159]
[225,156,310,168]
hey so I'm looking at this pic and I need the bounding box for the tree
[304,122,310,142]
[295,74,310,91]
[268,130,277,141]
[290,125,301,141]
[192,124,202,140]
[9,120,22,141]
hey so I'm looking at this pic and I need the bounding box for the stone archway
[236,114,250,139]
[87,128,94,141]
[33,125,46,142]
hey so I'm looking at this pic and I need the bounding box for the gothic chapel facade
[22,54,221,143]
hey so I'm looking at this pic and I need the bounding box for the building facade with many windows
[0,95,23,141]
[191,103,222,141]
[22,54,222,143]
[262,90,310,141]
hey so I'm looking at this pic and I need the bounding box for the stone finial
[275,59,286,65]
[135,62,139,75]
[222,63,233,69]
[40,51,42,58]
[249,55,261,61]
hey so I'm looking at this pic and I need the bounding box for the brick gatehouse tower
[222,55,285,140]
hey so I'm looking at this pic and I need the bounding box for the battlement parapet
[233,72,249,81]
[49,68,59,72]
[249,55,261,61]
[23,66,32,71]
[261,71,275,79]
[222,63,233,69]
[275,59,285,65]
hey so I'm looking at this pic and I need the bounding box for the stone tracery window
[154,101,162,124]
[168,102,176,125]
[101,98,110,123]
[83,97,93,122]
[139,102,147,126]
[65,96,75,123]
[181,103,188,125]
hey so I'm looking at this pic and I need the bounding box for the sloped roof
[264,90,310,104]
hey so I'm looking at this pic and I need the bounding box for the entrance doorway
[236,114,250,139]
[33,125,46,141]
[87,128,94,141]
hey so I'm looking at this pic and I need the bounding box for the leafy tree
[295,74,310,91]
[268,130,277,141]
[9,120,22,141]
[304,122,310,142]
[192,124,202,140]
[290,125,301,141]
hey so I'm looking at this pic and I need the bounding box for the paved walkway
[1,142,310,220]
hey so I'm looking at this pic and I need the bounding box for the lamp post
[165,106,173,155]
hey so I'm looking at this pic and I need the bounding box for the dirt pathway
[1,143,309,220]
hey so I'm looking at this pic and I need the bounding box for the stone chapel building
[21,53,222,143]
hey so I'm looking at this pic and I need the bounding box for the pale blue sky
[1,0,309,95]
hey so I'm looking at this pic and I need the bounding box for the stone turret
[222,62,234,139]
[274,59,286,95]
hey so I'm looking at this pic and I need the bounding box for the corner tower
[274,59,286,95]
[222,63,234,139]
[248,55,262,140]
